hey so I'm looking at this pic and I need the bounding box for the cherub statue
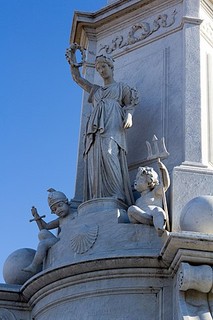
[23,188,75,273]
[127,160,170,236]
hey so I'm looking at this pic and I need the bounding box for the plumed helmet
[47,188,68,209]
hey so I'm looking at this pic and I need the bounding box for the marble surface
[1,0,213,319]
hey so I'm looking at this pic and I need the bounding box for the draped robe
[83,82,137,206]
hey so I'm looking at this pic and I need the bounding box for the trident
[146,135,169,161]
[146,135,170,231]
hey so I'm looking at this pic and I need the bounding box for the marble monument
[0,0,213,319]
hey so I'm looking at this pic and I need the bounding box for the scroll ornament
[177,262,213,320]
[99,10,177,54]
[178,262,213,293]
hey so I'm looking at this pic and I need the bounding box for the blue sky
[0,0,106,283]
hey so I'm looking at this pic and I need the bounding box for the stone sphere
[3,248,40,285]
[180,196,213,233]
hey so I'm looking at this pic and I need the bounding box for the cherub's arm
[30,207,59,231]
[65,44,93,93]
[158,159,170,191]
[44,218,60,230]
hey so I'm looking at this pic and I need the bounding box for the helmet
[47,188,68,209]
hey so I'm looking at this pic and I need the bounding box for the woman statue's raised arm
[65,43,93,93]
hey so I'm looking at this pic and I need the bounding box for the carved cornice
[71,0,183,43]
[201,0,213,19]
[160,232,213,273]
[98,9,177,55]
[181,16,203,26]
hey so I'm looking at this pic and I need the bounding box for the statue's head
[134,166,159,192]
[47,188,69,217]
[95,55,114,71]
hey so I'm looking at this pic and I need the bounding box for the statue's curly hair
[95,55,114,70]
[137,166,159,190]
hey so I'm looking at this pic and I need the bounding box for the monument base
[1,231,213,319]
[43,199,166,270]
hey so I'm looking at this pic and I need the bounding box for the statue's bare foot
[152,209,167,237]
[157,228,164,237]
[22,264,37,273]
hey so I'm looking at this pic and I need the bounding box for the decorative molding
[201,20,213,45]
[207,53,213,165]
[177,262,213,319]
[177,262,213,292]
[0,308,17,320]
[201,0,213,19]
[31,286,162,319]
[162,47,170,141]
[98,10,177,55]
[70,224,99,254]
[181,16,203,26]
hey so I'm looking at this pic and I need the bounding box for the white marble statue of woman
[66,44,138,205]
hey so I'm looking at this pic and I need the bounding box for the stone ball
[3,248,40,285]
[180,196,213,233]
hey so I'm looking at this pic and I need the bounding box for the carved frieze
[99,10,177,54]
